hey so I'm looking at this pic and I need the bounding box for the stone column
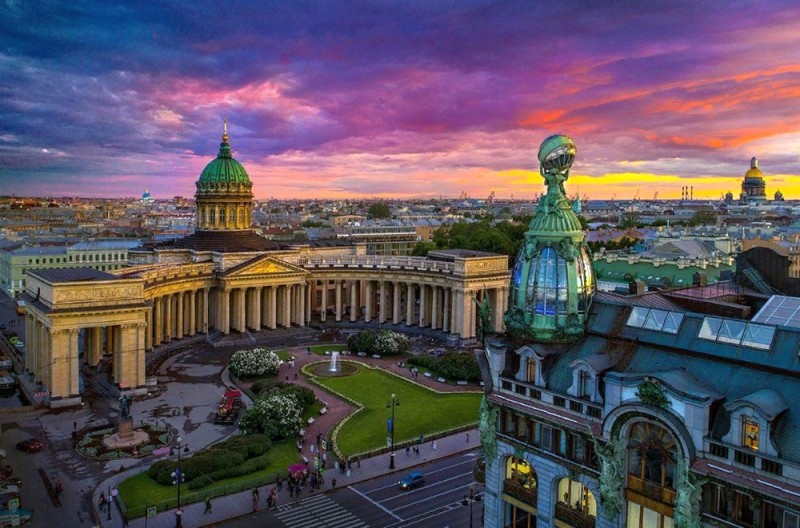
[298,284,306,326]
[164,294,172,341]
[253,287,263,331]
[321,280,328,322]
[365,281,373,323]
[176,292,184,338]
[335,281,343,322]
[88,326,104,365]
[187,290,195,335]
[350,280,358,322]
[238,288,247,332]
[392,282,401,324]
[270,286,278,329]
[117,323,146,390]
[378,281,386,324]
[453,290,464,336]
[406,283,414,326]
[461,290,474,339]
[144,309,153,350]
[24,314,34,372]
[221,289,231,334]
[419,285,427,327]
[443,288,451,333]
[431,286,440,330]
[49,329,80,400]
[283,285,292,327]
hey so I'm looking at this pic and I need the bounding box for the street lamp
[461,485,482,527]
[171,436,190,528]
[386,393,400,469]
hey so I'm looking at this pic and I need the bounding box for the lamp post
[386,393,400,469]
[461,485,481,527]
[171,436,189,528]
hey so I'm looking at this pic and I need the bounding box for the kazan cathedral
[479,135,800,528]
[20,124,509,407]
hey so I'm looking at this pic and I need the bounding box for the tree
[367,202,391,219]
[577,215,589,230]
[410,241,436,256]
[687,210,717,227]
[620,212,640,228]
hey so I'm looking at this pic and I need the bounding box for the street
[217,451,484,528]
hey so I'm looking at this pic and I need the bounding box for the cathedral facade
[21,126,510,407]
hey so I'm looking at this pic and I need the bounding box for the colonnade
[308,278,508,340]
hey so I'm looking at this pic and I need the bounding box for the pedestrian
[347,458,353,472]
[285,374,289,381]
[267,493,274,510]
[466,432,470,443]
[277,476,283,492]
[204,496,212,514]
[252,487,260,512]
[271,487,278,509]
[357,456,360,468]
[331,478,337,489]
[294,372,298,380]
[294,483,301,499]
[433,439,437,450]
[98,492,107,511]
[419,433,424,444]
[289,483,294,499]
[406,446,410,457]
[307,347,311,355]
[55,480,64,499]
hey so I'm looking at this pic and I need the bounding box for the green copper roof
[198,128,251,185]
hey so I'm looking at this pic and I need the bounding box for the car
[12,342,22,350]
[0,356,11,369]
[398,470,425,490]
[15,439,43,454]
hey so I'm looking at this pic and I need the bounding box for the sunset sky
[2,1,800,201]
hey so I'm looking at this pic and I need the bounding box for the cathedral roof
[198,120,251,186]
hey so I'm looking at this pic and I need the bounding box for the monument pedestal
[118,417,135,441]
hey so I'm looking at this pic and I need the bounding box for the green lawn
[308,344,348,356]
[117,440,299,518]
[313,365,481,456]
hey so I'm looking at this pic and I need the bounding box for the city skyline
[2,1,800,200]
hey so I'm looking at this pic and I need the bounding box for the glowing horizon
[1,1,799,201]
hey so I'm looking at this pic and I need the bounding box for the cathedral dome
[198,125,251,186]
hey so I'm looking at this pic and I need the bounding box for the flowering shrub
[229,348,281,377]
[239,393,304,440]
[348,330,410,356]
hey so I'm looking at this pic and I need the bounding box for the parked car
[12,342,22,350]
[398,470,425,490]
[15,439,43,454]
[0,484,19,496]
[0,372,15,394]
[0,356,11,370]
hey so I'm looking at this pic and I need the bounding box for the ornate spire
[222,117,229,144]
[218,117,232,158]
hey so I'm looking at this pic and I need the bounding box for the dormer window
[742,417,760,451]
[578,370,591,399]
[526,359,537,384]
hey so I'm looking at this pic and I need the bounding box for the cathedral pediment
[221,254,306,277]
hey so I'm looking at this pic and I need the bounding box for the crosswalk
[275,493,369,528]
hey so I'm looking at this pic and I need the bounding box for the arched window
[556,477,597,520]
[219,208,226,224]
[504,457,537,528]
[627,421,678,495]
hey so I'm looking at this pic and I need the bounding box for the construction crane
[487,191,495,205]
[653,191,658,200]
[633,189,640,201]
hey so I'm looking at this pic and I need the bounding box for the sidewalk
[100,427,480,528]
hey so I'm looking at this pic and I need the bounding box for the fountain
[329,351,340,373]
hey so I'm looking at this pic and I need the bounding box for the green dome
[198,135,251,185]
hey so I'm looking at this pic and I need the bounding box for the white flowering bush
[374,330,411,356]
[229,348,281,377]
[239,393,304,440]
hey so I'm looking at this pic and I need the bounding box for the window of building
[526,359,536,384]
[627,503,674,528]
[627,422,678,491]
[742,417,760,451]
[557,478,596,519]
[763,502,800,528]
[578,370,591,399]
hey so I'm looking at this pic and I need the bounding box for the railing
[297,255,455,273]
[503,479,537,507]
[627,475,676,504]
[498,376,604,422]
[123,262,216,283]
[555,502,596,528]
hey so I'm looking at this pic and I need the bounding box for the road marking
[383,496,478,528]
[392,481,479,512]
[347,485,404,521]
[363,456,476,494]
[276,494,368,528]
[378,470,475,504]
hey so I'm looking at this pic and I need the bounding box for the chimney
[629,280,646,296]
[692,272,707,286]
